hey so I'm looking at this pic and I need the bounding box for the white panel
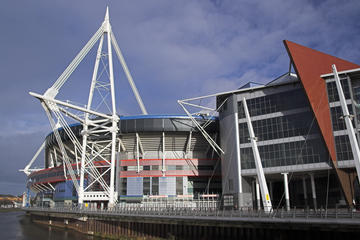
[183,176,188,195]
[126,177,143,196]
[159,177,176,196]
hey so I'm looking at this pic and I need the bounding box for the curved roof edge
[45,114,219,148]
[119,114,218,121]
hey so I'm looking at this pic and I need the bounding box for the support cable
[51,107,111,195]
[51,26,104,93]
[274,79,327,212]
[42,102,80,193]
[111,31,148,115]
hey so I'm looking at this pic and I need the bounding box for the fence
[24,203,360,221]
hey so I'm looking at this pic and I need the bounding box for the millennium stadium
[22,8,360,212]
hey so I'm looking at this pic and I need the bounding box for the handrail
[23,205,360,221]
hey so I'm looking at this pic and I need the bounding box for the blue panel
[53,180,85,201]
[53,181,77,201]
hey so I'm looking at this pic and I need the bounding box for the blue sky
[0,0,359,195]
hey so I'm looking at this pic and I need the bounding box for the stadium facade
[23,9,360,211]
[29,115,220,206]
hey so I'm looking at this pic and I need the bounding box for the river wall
[26,209,360,239]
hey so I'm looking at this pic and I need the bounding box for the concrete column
[302,176,308,207]
[310,173,317,210]
[234,111,243,207]
[282,173,290,211]
[255,178,261,210]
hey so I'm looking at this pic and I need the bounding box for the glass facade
[326,78,351,103]
[239,111,318,143]
[240,138,327,169]
[335,135,353,161]
[238,89,308,118]
[238,84,329,169]
[330,105,354,131]
[326,76,358,162]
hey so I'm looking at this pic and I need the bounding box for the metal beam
[332,64,360,185]
[303,176,308,207]
[21,141,45,176]
[178,101,224,155]
[49,25,104,94]
[30,92,113,120]
[310,173,317,210]
[162,132,166,174]
[185,131,192,158]
[243,97,272,213]
[105,8,118,206]
[255,178,261,210]
[111,31,148,115]
[136,133,140,173]
[282,173,290,211]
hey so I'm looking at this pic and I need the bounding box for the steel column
[243,98,272,212]
[302,176,308,207]
[255,178,261,210]
[282,173,290,211]
[310,173,317,209]
[234,111,243,205]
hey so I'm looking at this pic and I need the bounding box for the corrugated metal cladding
[118,117,217,133]
[45,115,218,148]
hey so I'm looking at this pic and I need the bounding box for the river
[0,210,96,240]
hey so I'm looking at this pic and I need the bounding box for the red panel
[284,40,360,205]
[119,170,218,178]
[119,159,217,166]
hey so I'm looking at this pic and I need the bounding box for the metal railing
[23,204,360,222]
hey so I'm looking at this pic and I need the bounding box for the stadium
[23,8,360,212]
[27,115,220,207]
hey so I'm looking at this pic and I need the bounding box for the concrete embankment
[25,208,360,239]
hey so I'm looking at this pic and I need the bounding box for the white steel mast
[242,98,272,212]
[29,7,147,206]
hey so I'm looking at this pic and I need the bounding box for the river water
[0,210,96,240]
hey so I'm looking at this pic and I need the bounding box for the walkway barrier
[23,203,360,221]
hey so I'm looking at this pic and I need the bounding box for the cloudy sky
[0,0,359,195]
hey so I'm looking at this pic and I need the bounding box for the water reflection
[0,211,97,240]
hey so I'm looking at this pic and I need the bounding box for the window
[239,111,317,143]
[335,135,353,161]
[176,177,183,195]
[241,139,328,169]
[143,177,151,195]
[238,88,307,118]
[152,177,159,195]
[326,78,350,102]
[120,166,127,171]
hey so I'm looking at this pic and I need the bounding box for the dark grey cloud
[0,0,359,194]
[0,131,45,195]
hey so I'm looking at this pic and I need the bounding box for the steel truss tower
[29,7,147,206]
